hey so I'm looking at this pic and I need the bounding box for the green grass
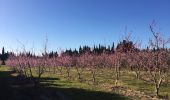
[38,67,170,98]
[0,65,10,71]
[1,66,170,99]
[0,66,129,100]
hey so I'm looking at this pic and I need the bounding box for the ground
[0,66,128,100]
[0,66,170,100]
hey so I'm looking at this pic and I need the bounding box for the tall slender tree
[1,47,6,65]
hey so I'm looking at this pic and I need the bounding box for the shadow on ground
[0,70,128,100]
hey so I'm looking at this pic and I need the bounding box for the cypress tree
[1,47,5,65]
[111,42,115,53]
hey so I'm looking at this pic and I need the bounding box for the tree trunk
[91,70,96,84]
[155,86,159,97]
[76,67,81,80]
[155,77,163,97]
[135,71,140,79]
[29,67,33,78]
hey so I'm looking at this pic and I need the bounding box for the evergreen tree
[116,40,138,52]
[1,47,6,65]
[111,42,115,53]
[79,46,83,54]
[73,49,78,56]
[107,45,111,53]
[49,51,54,58]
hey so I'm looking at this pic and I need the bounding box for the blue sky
[0,0,170,54]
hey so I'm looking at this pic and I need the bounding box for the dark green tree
[1,47,6,65]
[111,42,115,53]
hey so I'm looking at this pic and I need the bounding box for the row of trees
[61,40,138,56]
[62,43,115,56]
[1,37,136,63]
[6,48,170,96]
[6,24,170,97]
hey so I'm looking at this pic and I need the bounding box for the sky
[0,0,170,54]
